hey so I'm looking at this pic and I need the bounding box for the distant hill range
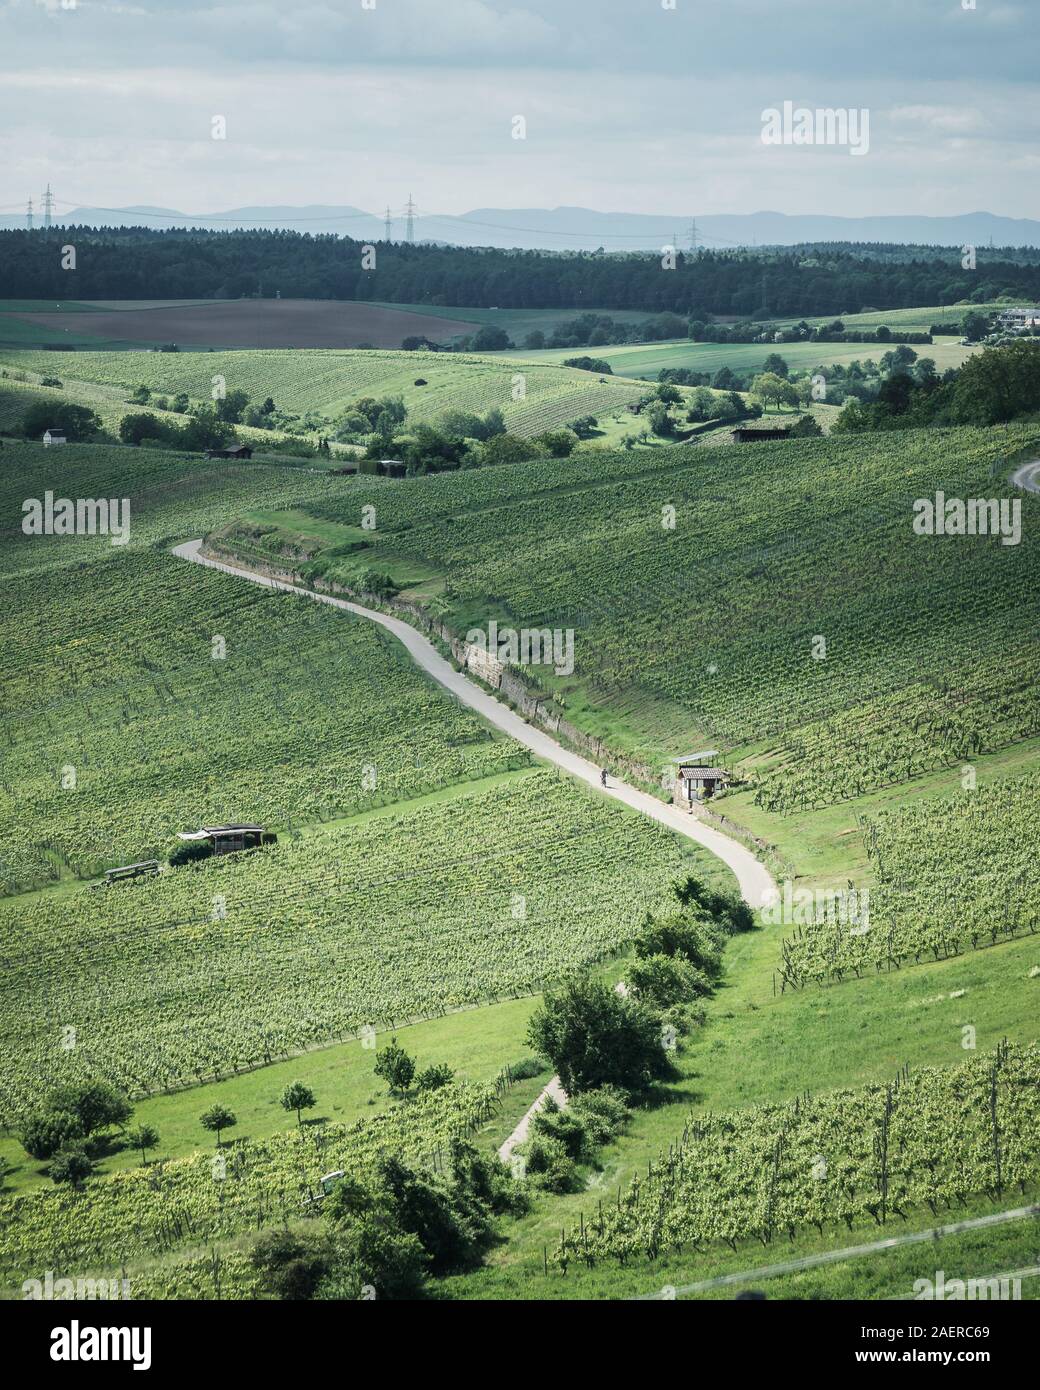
[3,205,1039,251]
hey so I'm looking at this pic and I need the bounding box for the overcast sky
[1,0,1036,224]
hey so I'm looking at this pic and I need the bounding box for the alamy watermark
[913,492,1021,547]
[761,880,870,933]
[761,102,870,156]
[23,1270,131,1300]
[913,1269,1021,1301]
[22,491,130,546]
[49,1321,151,1371]
[465,619,575,677]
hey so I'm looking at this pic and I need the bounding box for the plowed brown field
[13,298,479,349]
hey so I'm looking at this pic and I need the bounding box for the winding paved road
[1011,460,1040,495]
[173,538,778,1164]
[172,540,777,910]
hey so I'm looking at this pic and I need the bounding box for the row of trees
[18,1077,326,1187]
[517,876,752,1192]
[4,227,1039,316]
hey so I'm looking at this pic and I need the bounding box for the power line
[38,194,749,245]
[404,193,416,244]
[26,197,33,231]
[383,205,392,243]
[42,183,53,229]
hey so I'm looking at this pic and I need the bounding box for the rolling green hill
[296,424,1040,785]
[0,347,645,438]
[3,352,1038,1306]
[506,335,979,380]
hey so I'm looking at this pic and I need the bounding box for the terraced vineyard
[778,772,1040,989]
[0,769,694,1119]
[297,425,1040,788]
[750,640,1040,814]
[0,1079,498,1287]
[2,347,645,438]
[0,442,338,572]
[571,1043,1040,1268]
[0,543,520,893]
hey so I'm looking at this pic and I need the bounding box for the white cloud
[1,2,1037,219]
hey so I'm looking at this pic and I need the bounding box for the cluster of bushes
[118,383,322,452]
[339,394,581,475]
[334,394,407,442]
[18,1080,138,1187]
[118,409,237,452]
[252,1141,526,1300]
[561,356,613,375]
[522,1088,629,1193]
[834,339,1040,434]
[519,875,754,1190]
[685,387,757,424]
[21,400,102,442]
[524,312,688,352]
[250,1042,535,1299]
[568,414,600,439]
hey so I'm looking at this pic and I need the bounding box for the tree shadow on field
[631,1081,702,1113]
[88,1132,128,1161]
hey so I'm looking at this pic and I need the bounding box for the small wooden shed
[674,763,730,804]
[731,427,789,443]
[176,824,268,855]
[205,444,253,460]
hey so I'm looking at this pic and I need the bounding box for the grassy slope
[506,336,979,379]
[0,346,645,438]
[0,996,547,1196]
[442,745,1040,1299]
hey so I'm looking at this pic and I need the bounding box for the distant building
[379,459,406,478]
[42,429,66,447]
[731,426,789,443]
[996,306,1040,332]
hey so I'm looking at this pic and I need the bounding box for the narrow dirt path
[497,1077,568,1166]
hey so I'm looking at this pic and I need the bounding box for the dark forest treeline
[3,228,1040,316]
